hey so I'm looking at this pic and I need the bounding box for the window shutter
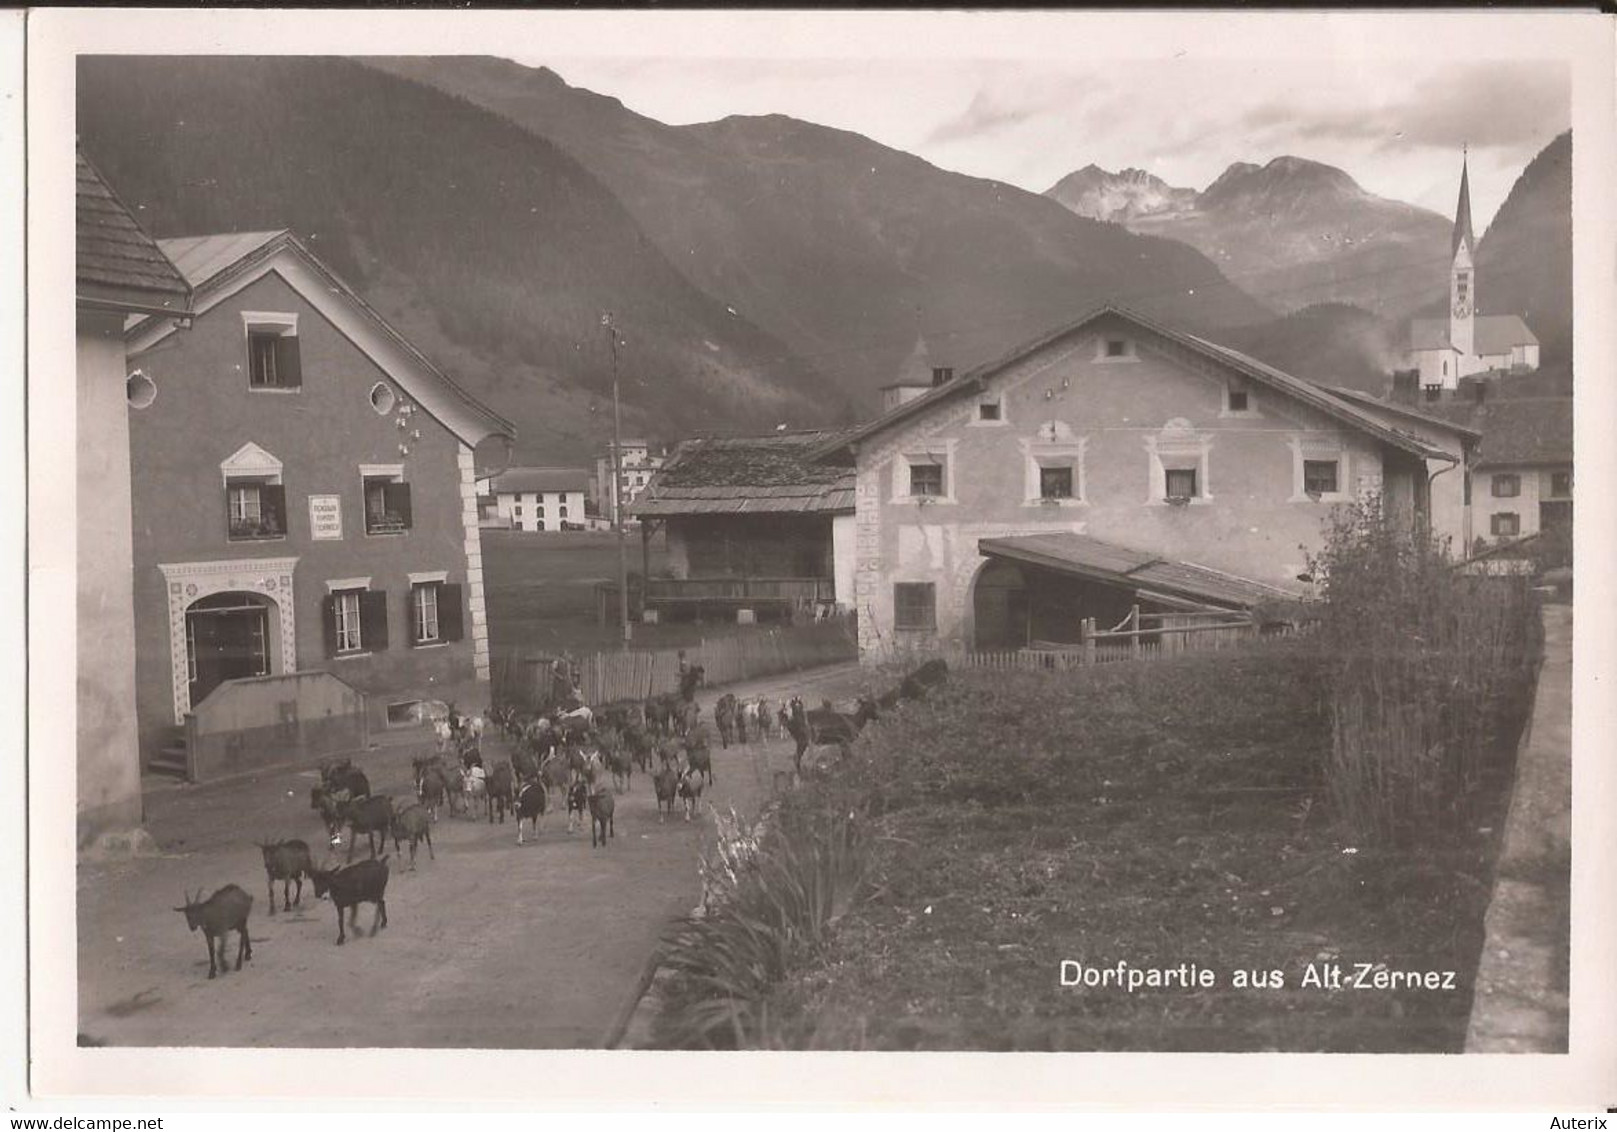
[322,595,339,658]
[274,335,302,388]
[361,590,389,651]
[387,482,413,529]
[261,484,287,535]
[439,583,464,642]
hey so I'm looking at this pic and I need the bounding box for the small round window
[370,382,397,415]
[126,370,157,409]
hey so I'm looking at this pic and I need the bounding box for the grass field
[653,642,1533,1051]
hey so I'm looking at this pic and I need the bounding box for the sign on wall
[309,494,343,540]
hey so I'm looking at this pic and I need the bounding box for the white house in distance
[484,466,590,531]
[594,439,664,525]
[1407,154,1539,389]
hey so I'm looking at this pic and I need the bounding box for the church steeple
[1451,148,1476,258]
[1448,149,1476,377]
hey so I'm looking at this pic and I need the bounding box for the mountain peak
[1202,155,1362,209]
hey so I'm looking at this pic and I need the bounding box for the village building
[810,305,1468,658]
[121,229,515,775]
[594,438,664,526]
[75,150,193,845]
[1407,154,1540,389]
[480,466,591,531]
[631,431,855,621]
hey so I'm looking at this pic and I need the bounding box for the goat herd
[171,659,949,983]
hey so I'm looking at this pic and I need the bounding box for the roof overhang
[126,233,515,448]
[814,304,1452,463]
[978,532,1301,610]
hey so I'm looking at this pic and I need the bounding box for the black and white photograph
[17,5,1617,1112]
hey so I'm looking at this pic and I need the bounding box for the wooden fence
[940,606,1268,673]
[496,615,859,708]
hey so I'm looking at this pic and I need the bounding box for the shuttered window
[364,477,413,534]
[225,480,286,540]
[248,330,301,389]
[324,588,388,656]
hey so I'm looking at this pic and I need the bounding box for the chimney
[1391,370,1418,404]
[931,365,954,387]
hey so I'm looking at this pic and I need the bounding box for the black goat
[515,781,547,845]
[486,761,515,824]
[588,786,615,849]
[900,658,949,701]
[174,885,254,979]
[257,838,312,913]
[786,695,880,776]
[309,857,390,946]
[390,803,434,869]
[566,780,589,834]
[342,794,395,862]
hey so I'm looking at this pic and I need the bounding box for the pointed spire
[1452,148,1475,258]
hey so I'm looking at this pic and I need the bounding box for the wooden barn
[631,431,856,621]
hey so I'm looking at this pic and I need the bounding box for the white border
[22,6,1617,1113]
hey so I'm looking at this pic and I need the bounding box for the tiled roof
[488,466,590,494]
[1409,315,1538,354]
[816,304,1451,463]
[633,431,857,517]
[76,149,189,303]
[1470,398,1573,468]
[1325,387,1482,439]
[979,532,1299,609]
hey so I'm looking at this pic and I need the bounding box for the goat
[257,838,312,914]
[342,794,395,862]
[900,658,949,701]
[540,752,571,796]
[786,695,880,776]
[389,803,434,869]
[418,763,453,821]
[309,858,389,946]
[310,784,350,842]
[320,758,372,800]
[652,765,680,823]
[174,885,254,979]
[515,781,547,845]
[588,785,615,848]
[486,760,515,824]
[461,763,487,817]
[566,781,589,834]
[683,730,714,786]
[714,693,738,749]
[678,768,705,822]
[604,745,633,794]
[511,745,540,785]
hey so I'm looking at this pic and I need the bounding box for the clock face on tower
[1453,303,1471,319]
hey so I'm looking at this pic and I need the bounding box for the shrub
[1308,497,1541,845]
[653,803,869,1049]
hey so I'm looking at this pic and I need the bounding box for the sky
[518,53,1569,233]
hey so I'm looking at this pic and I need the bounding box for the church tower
[1449,151,1477,368]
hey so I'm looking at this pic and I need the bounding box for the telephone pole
[602,313,632,647]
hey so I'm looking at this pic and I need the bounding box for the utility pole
[602,312,632,647]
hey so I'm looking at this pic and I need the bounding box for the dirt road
[76,662,870,1048]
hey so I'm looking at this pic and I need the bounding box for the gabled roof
[1409,315,1538,354]
[815,304,1452,462]
[488,466,590,495]
[1325,387,1482,441]
[76,148,190,314]
[979,532,1300,609]
[633,431,856,517]
[129,230,514,447]
[1470,398,1573,468]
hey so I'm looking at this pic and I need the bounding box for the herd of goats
[170,659,949,982]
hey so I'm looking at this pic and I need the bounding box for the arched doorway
[973,560,1029,650]
[185,592,273,707]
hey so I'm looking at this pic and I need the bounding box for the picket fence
[499,616,859,709]
[939,607,1267,674]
